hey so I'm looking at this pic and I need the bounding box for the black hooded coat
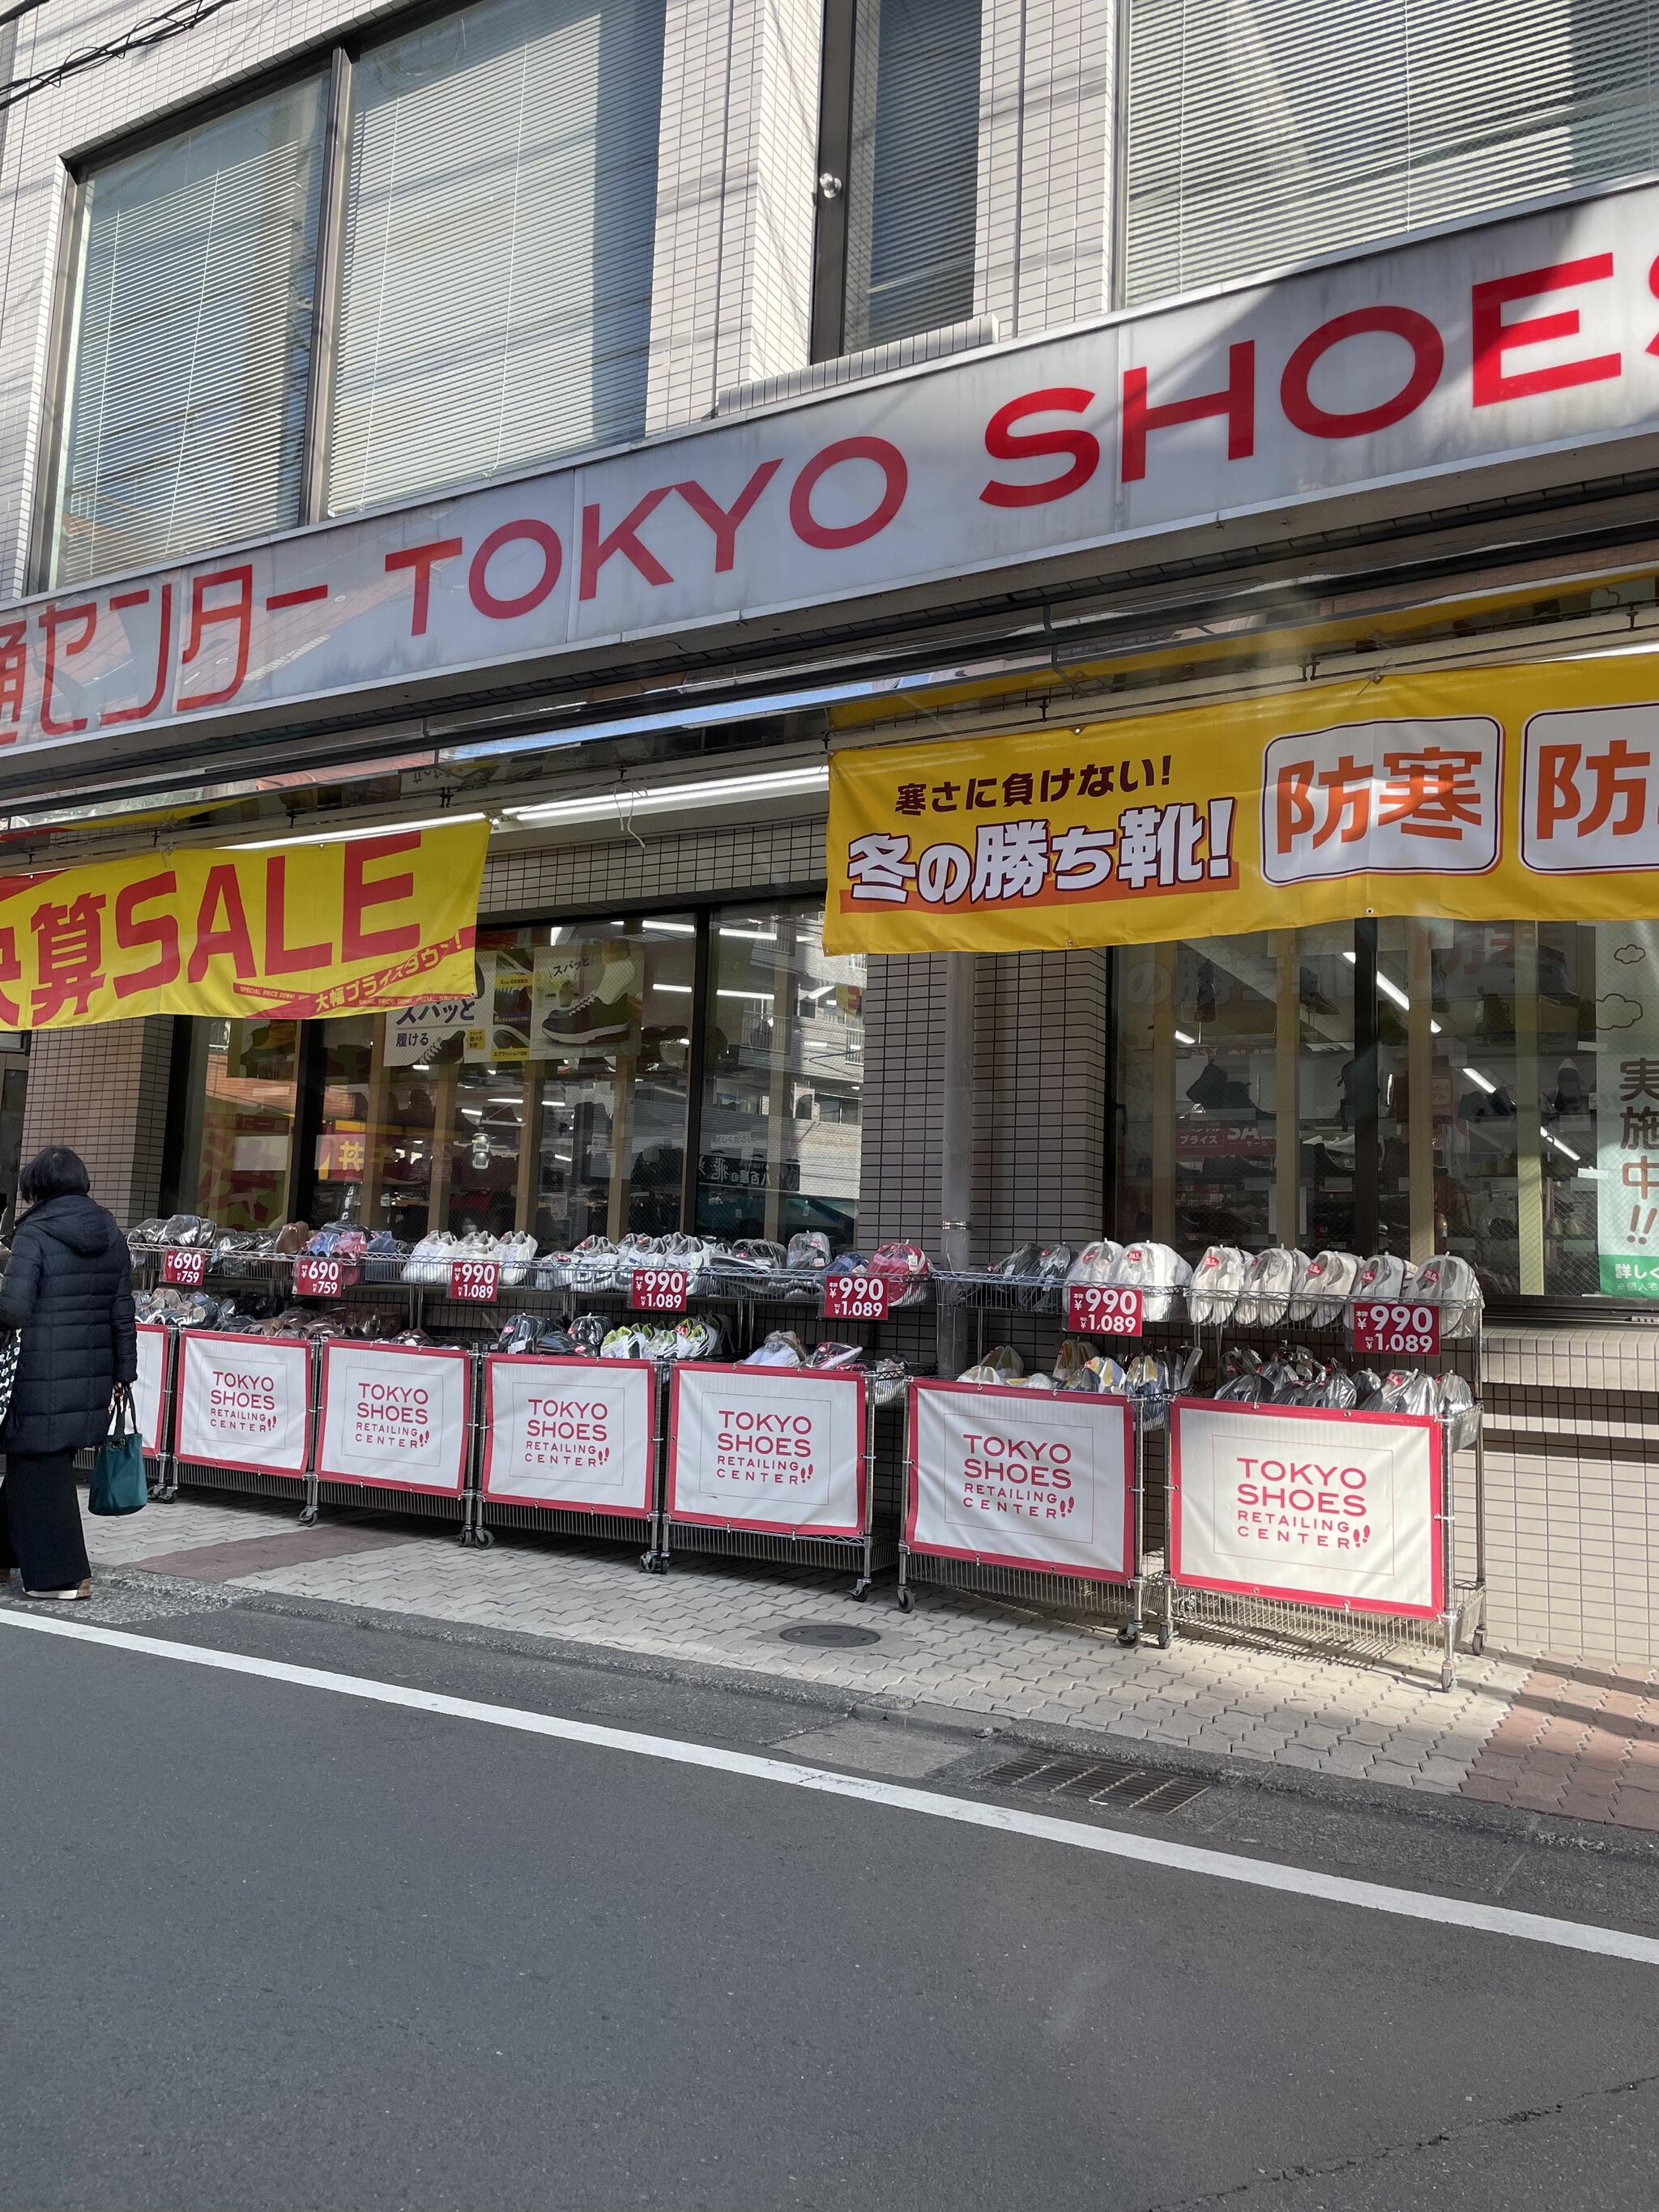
[0,1194,137,1455]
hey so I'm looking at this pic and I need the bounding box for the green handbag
[88,1385,147,1517]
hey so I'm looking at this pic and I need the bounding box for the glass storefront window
[697,904,865,1250]
[174,1019,301,1228]
[1115,927,1354,1254]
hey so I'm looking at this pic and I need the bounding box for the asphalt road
[1,1588,1657,2212]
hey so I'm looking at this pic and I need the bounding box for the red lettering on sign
[579,488,673,600]
[113,871,180,998]
[39,603,95,735]
[1121,341,1255,483]
[177,566,253,711]
[1280,307,1444,438]
[675,462,782,572]
[101,583,175,727]
[1471,255,1621,405]
[979,387,1100,508]
[385,538,463,637]
[263,856,331,974]
[789,437,907,548]
[187,865,256,982]
[343,833,420,961]
[467,520,562,620]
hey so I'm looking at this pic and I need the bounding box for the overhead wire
[0,0,245,117]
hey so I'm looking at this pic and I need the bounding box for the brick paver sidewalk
[75,1489,1657,1839]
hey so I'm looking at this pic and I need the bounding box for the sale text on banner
[906,1379,1134,1582]
[1169,1400,1444,1618]
[176,1332,311,1477]
[826,659,1659,954]
[481,1355,655,1517]
[134,1323,166,1455]
[667,1366,867,1537]
[317,1343,470,1495]
[0,820,486,1030]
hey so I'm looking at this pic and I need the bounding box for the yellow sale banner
[825,658,1659,953]
[0,819,488,1029]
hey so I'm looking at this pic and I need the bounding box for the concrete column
[19,1016,174,1226]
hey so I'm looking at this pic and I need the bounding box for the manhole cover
[778,1623,882,1648]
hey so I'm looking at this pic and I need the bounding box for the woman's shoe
[23,1581,91,1600]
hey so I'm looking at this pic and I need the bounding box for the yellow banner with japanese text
[825,658,1659,953]
[0,820,488,1029]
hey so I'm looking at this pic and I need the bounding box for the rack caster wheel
[896,1587,915,1613]
[298,1505,319,1528]
[1117,1622,1141,1648]
[1471,1628,1485,1656]
[850,1579,871,1602]
[639,1551,654,1573]
[1155,1624,1173,1649]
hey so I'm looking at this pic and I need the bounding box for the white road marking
[5,1606,1656,1970]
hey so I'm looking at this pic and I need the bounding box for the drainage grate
[987,1753,1209,1815]
[778,1622,882,1648]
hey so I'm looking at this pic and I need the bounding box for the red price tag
[1350,1301,1440,1357]
[293,1255,343,1298]
[824,1274,891,1323]
[449,1259,500,1302]
[631,1267,689,1312]
[1065,1284,1143,1336]
[162,1249,207,1287]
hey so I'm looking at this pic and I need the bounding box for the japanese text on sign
[162,1249,207,1287]
[826,662,1659,957]
[632,1268,689,1312]
[293,1256,343,1298]
[1065,1285,1142,1336]
[824,1275,891,1323]
[1350,1303,1442,1357]
[450,1261,499,1302]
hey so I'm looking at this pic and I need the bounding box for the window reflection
[697,904,865,1251]
[179,1018,301,1228]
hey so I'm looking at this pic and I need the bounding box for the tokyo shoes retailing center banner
[826,658,1659,955]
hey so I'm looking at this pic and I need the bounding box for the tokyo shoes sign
[5,181,1659,763]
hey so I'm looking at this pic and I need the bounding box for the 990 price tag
[632,1267,689,1313]
[823,1274,891,1323]
[293,1255,343,1298]
[449,1260,500,1302]
[162,1249,207,1287]
[1350,1302,1440,1357]
[1065,1284,1143,1336]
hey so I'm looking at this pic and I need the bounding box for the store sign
[6,181,1659,765]
[823,1273,890,1322]
[906,1379,1134,1582]
[162,1248,207,1287]
[450,1260,500,1302]
[316,1342,470,1494]
[827,658,1659,953]
[0,824,486,1030]
[1169,1400,1444,1618]
[1596,918,1659,1295]
[1350,1302,1441,1357]
[293,1255,345,1298]
[632,1268,689,1313]
[175,1332,311,1477]
[134,1323,166,1455]
[480,1355,655,1516]
[667,1366,866,1536]
[1065,1285,1142,1336]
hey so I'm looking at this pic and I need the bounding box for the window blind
[1124,0,1659,307]
[326,0,664,518]
[844,0,983,352]
[53,79,325,589]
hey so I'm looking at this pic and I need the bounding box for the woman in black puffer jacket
[0,1147,137,1598]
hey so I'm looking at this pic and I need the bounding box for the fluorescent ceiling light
[1544,1130,1581,1162]
[502,765,828,827]
[642,921,696,935]
[719,927,778,942]
[718,989,774,1002]
[1341,949,1440,1030]
[234,812,488,850]
[654,982,693,994]
[1174,1028,1196,1045]
[1462,1065,1497,1094]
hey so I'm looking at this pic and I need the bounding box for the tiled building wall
[19,1015,173,1224]
[480,816,825,915]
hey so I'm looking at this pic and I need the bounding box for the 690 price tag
[823,1274,891,1323]
[293,1255,343,1298]
[162,1248,207,1287]
[449,1260,500,1302]
[1350,1301,1440,1357]
[1065,1284,1143,1336]
[631,1267,689,1313]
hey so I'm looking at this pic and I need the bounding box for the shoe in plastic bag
[871,1241,931,1309]
[1405,1253,1483,1339]
[744,1330,805,1368]
[1106,1241,1192,1322]
[1365,1367,1439,1418]
[1188,1245,1247,1326]
[1436,1372,1481,1449]
[1354,1252,1410,1306]
[786,1232,831,1273]
[1297,1250,1362,1328]
[1236,1247,1307,1328]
